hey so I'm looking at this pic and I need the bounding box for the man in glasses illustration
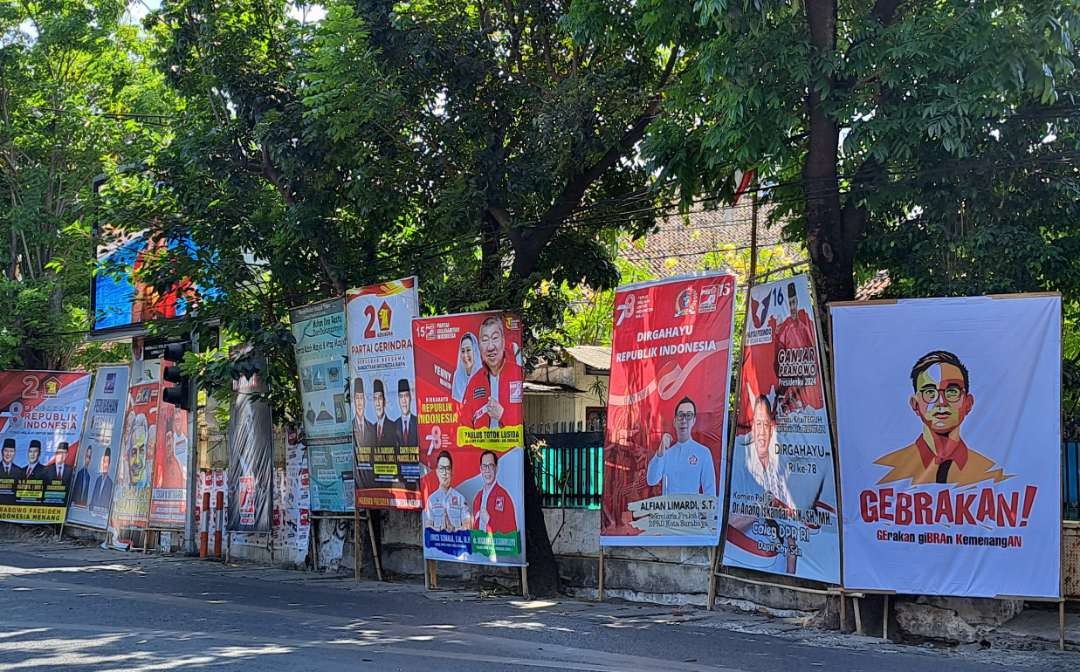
[646,397,717,496]
[876,350,1005,486]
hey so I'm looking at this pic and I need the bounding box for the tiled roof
[565,345,612,372]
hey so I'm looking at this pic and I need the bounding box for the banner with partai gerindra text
[721,275,840,583]
[833,294,1061,598]
[226,351,273,532]
[290,297,354,512]
[600,273,736,547]
[66,365,129,530]
[0,371,92,524]
[346,277,422,509]
[414,311,526,567]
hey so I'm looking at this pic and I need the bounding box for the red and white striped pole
[199,491,210,558]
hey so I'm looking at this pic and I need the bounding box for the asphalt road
[0,538,1073,672]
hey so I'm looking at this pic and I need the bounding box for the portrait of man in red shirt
[472,450,517,534]
[771,281,823,412]
[458,315,523,429]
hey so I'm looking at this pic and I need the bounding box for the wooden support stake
[839,590,848,633]
[598,546,605,602]
[882,594,889,640]
[853,596,863,635]
[706,547,720,611]
[520,565,529,598]
[1060,599,1066,651]
[366,512,383,582]
[426,559,438,590]
[353,508,362,581]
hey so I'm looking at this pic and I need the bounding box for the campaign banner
[290,296,354,512]
[833,294,1061,598]
[346,277,422,509]
[0,371,92,524]
[600,273,736,547]
[414,311,526,567]
[66,365,129,530]
[148,402,190,528]
[721,275,840,583]
[106,372,162,548]
[226,359,273,532]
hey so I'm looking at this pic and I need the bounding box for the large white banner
[833,294,1061,598]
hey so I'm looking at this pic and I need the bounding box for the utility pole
[184,331,199,555]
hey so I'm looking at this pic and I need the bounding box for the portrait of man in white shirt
[646,397,716,496]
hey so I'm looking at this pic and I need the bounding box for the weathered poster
[226,357,273,532]
[279,427,312,564]
[66,365,129,530]
[346,277,422,509]
[722,275,840,583]
[148,402,190,528]
[833,294,1061,598]
[107,371,162,548]
[0,371,92,524]
[414,311,526,567]
[600,273,736,547]
[290,297,354,512]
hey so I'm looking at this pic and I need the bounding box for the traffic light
[162,342,194,410]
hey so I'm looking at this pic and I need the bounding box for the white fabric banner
[833,294,1061,598]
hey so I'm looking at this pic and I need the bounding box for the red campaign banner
[413,311,526,567]
[0,371,92,524]
[600,273,737,547]
[148,402,190,528]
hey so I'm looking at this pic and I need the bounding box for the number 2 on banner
[21,375,40,399]
[364,305,377,339]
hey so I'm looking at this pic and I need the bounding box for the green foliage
[0,0,176,368]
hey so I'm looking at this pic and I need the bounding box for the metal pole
[748,186,759,282]
[184,331,200,554]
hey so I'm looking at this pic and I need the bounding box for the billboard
[721,275,840,583]
[226,358,273,532]
[600,273,737,547]
[290,297,354,512]
[414,311,526,567]
[66,365,129,530]
[346,277,422,509]
[0,371,92,524]
[93,230,202,332]
[106,369,162,548]
[833,294,1061,598]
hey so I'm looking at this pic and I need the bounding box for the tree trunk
[803,0,856,306]
[522,442,560,596]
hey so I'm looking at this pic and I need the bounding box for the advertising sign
[833,294,1061,598]
[107,371,162,548]
[93,230,203,331]
[346,277,422,509]
[0,371,92,524]
[414,311,526,567]
[226,358,273,532]
[148,402,190,528]
[290,297,354,512]
[600,273,736,547]
[66,365,129,530]
[721,275,840,583]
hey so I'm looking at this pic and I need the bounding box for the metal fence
[1066,442,1080,521]
[533,435,1080,519]
[534,432,603,509]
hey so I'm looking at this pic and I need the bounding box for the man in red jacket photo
[472,450,517,534]
[458,315,523,429]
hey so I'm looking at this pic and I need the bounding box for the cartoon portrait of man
[875,350,1005,486]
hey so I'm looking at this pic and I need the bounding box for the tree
[647,0,1079,305]
[121,0,717,595]
[0,0,175,368]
